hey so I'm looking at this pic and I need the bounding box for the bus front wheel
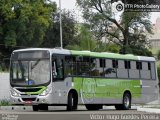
[67,92,78,111]
[39,104,48,110]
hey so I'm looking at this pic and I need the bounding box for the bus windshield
[10,59,50,86]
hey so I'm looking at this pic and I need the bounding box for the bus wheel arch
[67,89,78,111]
[115,90,131,110]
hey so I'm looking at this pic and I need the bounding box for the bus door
[52,55,67,103]
[52,55,64,80]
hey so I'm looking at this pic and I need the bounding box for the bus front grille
[22,98,36,101]
[17,88,41,92]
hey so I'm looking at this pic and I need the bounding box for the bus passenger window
[100,59,105,68]
[148,62,151,70]
[125,61,131,69]
[112,60,118,68]
[90,58,101,76]
[140,62,151,79]
[104,59,117,78]
[136,61,142,70]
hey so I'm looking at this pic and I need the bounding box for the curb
[1,106,160,113]
[137,107,160,114]
[0,106,32,111]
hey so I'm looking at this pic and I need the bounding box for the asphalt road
[0,106,160,120]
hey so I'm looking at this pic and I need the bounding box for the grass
[0,67,9,72]
[0,100,11,106]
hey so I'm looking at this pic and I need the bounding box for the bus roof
[70,50,155,61]
[13,48,71,55]
[12,48,156,61]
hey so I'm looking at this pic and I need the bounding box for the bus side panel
[96,78,121,104]
[73,77,142,105]
[72,77,83,104]
[99,79,141,104]
[140,80,158,104]
[73,77,98,104]
[52,77,73,104]
[72,77,158,105]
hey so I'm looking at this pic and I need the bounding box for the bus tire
[122,92,131,110]
[115,92,131,110]
[67,92,78,111]
[115,105,121,110]
[32,105,39,111]
[85,104,102,110]
[39,104,48,111]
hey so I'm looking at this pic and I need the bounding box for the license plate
[25,101,32,104]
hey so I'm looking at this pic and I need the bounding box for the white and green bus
[10,48,159,111]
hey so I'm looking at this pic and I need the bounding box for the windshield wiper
[31,59,41,70]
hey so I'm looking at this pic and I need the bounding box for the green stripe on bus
[72,77,141,99]
[71,50,138,60]
[25,86,46,95]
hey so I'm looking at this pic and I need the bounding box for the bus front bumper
[10,94,53,105]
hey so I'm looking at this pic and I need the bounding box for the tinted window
[125,61,131,69]
[100,59,106,68]
[136,61,142,70]
[112,60,118,68]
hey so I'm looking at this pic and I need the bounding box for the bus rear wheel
[85,104,102,110]
[39,104,48,111]
[115,92,131,110]
[122,93,131,110]
[67,92,78,111]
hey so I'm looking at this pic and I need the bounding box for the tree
[76,0,153,56]
[157,50,160,60]
[66,25,97,51]
[95,42,120,53]
[66,25,120,53]
[42,9,78,48]
[0,0,56,59]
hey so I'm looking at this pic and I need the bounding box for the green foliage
[0,99,11,106]
[120,45,152,57]
[157,50,160,60]
[0,66,2,72]
[0,0,56,59]
[42,9,77,48]
[106,44,120,53]
[157,66,160,85]
[65,25,97,51]
[76,0,153,56]
[95,42,120,53]
[66,25,120,53]
[0,67,8,72]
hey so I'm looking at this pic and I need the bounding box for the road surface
[0,106,160,120]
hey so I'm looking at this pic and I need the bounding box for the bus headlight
[40,86,52,96]
[10,89,20,97]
